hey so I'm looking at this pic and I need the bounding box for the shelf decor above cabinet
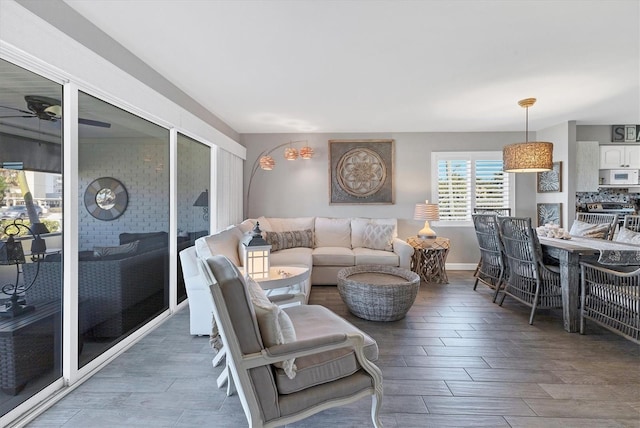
[611,125,640,143]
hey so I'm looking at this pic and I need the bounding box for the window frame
[431,151,515,227]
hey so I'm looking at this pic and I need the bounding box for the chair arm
[393,238,414,268]
[242,333,360,369]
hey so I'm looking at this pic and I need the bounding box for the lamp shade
[284,147,298,160]
[259,155,275,170]
[414,202,439,221]
[414,201,439,239]
[300,145,314,159]
[503,142,553,172]
[193,190,208,207]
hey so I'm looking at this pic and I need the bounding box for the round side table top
[239,265,309,290]
[407,236,450,250]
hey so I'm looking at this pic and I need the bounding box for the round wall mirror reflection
[84,177,128,220]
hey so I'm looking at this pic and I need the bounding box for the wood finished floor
[27,272,640,427]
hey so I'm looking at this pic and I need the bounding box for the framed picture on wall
[328,139,394,204]
[537,203,562,227]
[537,161,562,193]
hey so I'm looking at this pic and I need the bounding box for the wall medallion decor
[329,139,394,204]
[537,203,562,227]
[537,161,562,193]
[84,177,128,221]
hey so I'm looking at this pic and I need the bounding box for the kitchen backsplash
[576,188,634,204]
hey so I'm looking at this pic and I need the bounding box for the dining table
[538,235,640,333]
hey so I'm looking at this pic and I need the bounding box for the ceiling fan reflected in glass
[0,95,111,128]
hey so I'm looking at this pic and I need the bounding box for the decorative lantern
[242,222,271,280]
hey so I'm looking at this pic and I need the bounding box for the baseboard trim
[446,263,477,271]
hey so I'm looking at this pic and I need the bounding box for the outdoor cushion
[119,231,167,253]
[196,226,243,266]
[312,247,355,266]
[274,304,378,395]
[93,240,139,257]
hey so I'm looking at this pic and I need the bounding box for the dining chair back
[474,207,512,216]
[580,261,639,344]
[574,213,619,240]
[498,217,563,324]
[471,213,506,302]
[622,214,640,232]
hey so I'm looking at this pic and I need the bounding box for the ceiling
[36,1,640,134]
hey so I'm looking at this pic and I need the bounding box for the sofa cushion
[362,223,394,251]
[259,217,315,233]
[195,226,243,266]
[264,229,314,252]
[351,218,397,248]
[270,247,313,267]
[275,304,378,395]
[312,247,355,266]
[314,217,352,248]
[569,220,610,239]
[93,240,139,258]
[616,227,640,244]
[246,276,297,378]
[353,247,399,266]
[237,219,255,234]
[119,231,168,253]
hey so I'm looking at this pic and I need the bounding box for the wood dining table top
[538,235,640,264]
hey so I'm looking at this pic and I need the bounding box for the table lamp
[414,200,440,240]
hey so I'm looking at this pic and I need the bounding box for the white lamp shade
[414,201,439,239]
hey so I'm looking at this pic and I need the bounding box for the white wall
[536,121,575,228]
[242,131,536,266]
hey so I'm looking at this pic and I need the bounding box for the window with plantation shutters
[432,152,512,225]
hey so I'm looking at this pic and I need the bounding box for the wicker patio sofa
[22,232,168,338]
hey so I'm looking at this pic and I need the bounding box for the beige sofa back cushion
[314,217,352,248]
[351,218,398,249]
[258,216,315,233]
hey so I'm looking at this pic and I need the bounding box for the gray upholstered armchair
[198,255,383,427]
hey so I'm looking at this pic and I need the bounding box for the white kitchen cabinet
[577,141,600,192]
[600,145,640,169]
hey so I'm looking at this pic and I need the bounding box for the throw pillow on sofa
[119,231,168,253]
[93,240,139,257]
[264,229,314,252]
[351,218,397,248]
[362,223,394,251]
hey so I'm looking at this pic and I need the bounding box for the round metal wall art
[84,177,128,221]
[336,148,387,197]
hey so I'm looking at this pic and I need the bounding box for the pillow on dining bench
[569,220,610,239]
[615,227,640,245]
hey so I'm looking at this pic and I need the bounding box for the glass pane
[77,91,169,367]
[177,133,210,303]
[0,58,63,417]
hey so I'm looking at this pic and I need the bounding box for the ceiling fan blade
[79,117,111,128]
[0,105,34,115]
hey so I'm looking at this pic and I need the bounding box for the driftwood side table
[407,236,450,283]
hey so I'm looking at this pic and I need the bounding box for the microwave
[599,169,640,186]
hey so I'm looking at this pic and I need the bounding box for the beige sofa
[195,216,414,302]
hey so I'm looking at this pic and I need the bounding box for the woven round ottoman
[337,265,420,321]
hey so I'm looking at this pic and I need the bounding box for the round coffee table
[337,265,420,321]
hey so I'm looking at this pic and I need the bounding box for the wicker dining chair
[580,261,639,344]
[472,213,506,302]
[497,217,563,324]
[473,207,512,216]
[574,213,619,240]
[622,215,640,233]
